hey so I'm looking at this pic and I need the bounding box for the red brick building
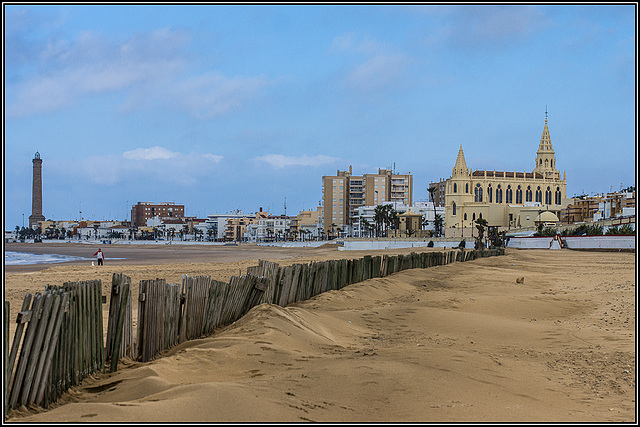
[131,202,185,227]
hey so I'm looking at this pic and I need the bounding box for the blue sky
[3,4,636,229]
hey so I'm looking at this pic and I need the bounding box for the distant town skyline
[4,4,636,229]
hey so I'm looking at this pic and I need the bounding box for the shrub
[606,224,635,235]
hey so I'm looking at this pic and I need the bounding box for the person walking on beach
[93,248,104,266]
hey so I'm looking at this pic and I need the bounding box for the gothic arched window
[452,202,456,216]
[487,184,493,203]
[474,184,483,202]
[506,185,513,204]
[516,185,523,204]
[453,183,457,193]
[496,185,503,204]
[535,186,542,203]
[545,186,552,205]
[465,183,469,193]
[555,187,562,205]
[526,185,532,202]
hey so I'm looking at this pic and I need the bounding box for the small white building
[245,217,290,242]
[206,211,248,241]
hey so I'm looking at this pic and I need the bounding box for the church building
[445,115,569,238]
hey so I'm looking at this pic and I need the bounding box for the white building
[205,211,248,241]
[245,217,290,242]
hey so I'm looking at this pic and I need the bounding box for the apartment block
[131,202,185,227]
[322,166,413,236]
[428,179,447,207]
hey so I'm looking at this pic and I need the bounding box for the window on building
[452,202,456,216]
[465,183,469,193]
[526,185,532,202]
[536,186,542,203]
[474,184,483,202]
[506,185,513,204]
[516,185,522,204]
[555,187,562,205]
[487,185,492,203]
[545,186,552,205]
[496,185,503,204]
[472,213,476,221]
[464,213,467,221]
[453,183,457,193]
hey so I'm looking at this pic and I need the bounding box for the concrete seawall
[340,240,465,251]
[507,235,635,250]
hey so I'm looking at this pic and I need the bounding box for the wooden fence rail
[105,274,131,372]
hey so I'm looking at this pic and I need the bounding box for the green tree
[474,217,488,250]
[427,185,438,232]
[433,214,443,238]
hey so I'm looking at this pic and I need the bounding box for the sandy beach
[3,243,636,422]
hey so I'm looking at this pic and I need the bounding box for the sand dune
[4,248,636,422]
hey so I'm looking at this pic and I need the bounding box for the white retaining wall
[507,235,635,250]
[258,241,328,248]
[340,240,464,251]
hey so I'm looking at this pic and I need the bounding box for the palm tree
[428,185,438,232]
[474,217,488,250]
[388,208,399,234]
[433,214,443,238]
[373,206,385,237]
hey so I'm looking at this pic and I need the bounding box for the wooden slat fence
[137,278,181,362]
[5,247,505,419]
[4,279,106,412]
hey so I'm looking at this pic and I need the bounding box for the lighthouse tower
[28,151,45,229]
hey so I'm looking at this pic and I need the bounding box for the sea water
[4,251,93,265]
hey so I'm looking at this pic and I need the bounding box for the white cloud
[255,154,340,169]
[330,32,410,94]
[344,53,409,92]
[123,146,179,161]
[5,27,269,119]
[330,33,383,55]
[443,6,548,49]
[55,147,224,186]
[170,73,270,120]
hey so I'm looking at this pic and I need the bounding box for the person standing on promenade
[93,248,104,266]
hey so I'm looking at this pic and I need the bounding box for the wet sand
[3,244,636,422]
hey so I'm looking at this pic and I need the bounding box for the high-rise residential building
[131,202,185,227]
[29,152,46,229]
[428,179,447,207]
[322,166,413,236]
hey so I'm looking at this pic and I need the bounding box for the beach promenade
[3,243,635,422]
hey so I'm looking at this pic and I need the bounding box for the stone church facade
[445,116,569,238]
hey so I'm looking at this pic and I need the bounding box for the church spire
[452,145,469,177]
[533,110,559,179]
[538,112,554,154]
